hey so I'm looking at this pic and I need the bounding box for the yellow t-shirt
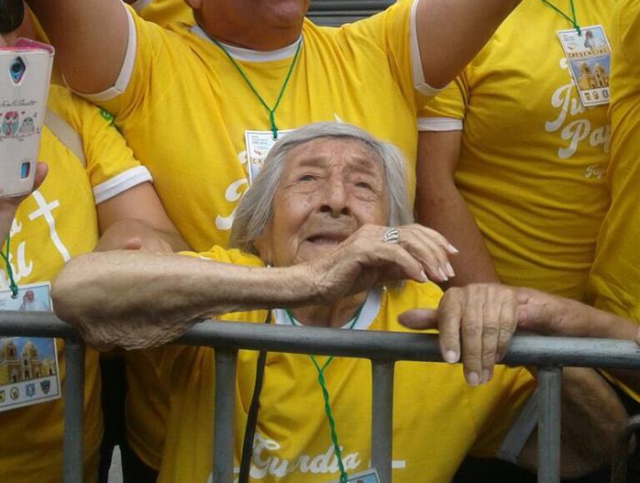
[586,0,640,402]
[418,0,613,301]
[90,0,425,252]
[152,247,535,483]
[130,0,195,27]
[587,0,640,319]
[0,85,151,483]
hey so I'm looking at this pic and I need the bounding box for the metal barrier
[308,0,395,26]
[2,311,640,483]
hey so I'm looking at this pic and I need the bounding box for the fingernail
[438,267,449,281]
[444,350,459,363]
[466,371,480,386]
[447,244,460,254]
[482,369,492,384]
[445,262,456,278]
[419,271,428,282]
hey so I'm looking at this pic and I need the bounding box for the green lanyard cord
[286,301,366,483]
[212,38,302,140]
[539,0,581,34]
[1,236,19,298]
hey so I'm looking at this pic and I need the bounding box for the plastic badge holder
[0,39,54,198]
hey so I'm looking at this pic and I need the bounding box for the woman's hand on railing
[398,283,518,386]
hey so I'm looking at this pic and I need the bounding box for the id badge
[328,469,381,483]
[557,25,611,107]
[244,129,293,185]
[0,283,61,412]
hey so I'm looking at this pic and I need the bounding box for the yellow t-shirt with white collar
[418,0,613,301]
[87,0,429,251]
[152,246,535,483]
[0,85,151,483]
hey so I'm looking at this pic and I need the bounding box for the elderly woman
[53,123,623,482]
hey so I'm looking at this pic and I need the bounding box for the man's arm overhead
[27,0,129,94]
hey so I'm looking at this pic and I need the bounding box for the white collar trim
[274,289,382,331]
[190,25,303,62]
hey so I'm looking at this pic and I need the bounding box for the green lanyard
[539,0,582,34]
[285,301,366,483]
[1,235,19,298]
[211,38,302,140]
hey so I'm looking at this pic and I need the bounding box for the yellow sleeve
[87,5,190,122]
[180,246,265,267]
[132,0,195,27]
[342,0,418,107]
[46,86,152,203]
[468,367,536,457]
[417,77,466,131]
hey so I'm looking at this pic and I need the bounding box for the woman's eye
[298,174,316,182]
[355,181,372,190]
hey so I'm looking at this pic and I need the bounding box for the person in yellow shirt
[416,0,612,299]
[26,0,530,475]
[0,6,186,483]
[53,123,626,483]
[125,0,194,27]
[585,0,640,477]
[414,1,616,480]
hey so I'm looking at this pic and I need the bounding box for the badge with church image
[328,469,381,483]
[0,283,61,412]
[557,25,611,107]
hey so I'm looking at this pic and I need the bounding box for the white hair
[230,122,413,255]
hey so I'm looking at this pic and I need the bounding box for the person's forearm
[53,250,318,328]
[95,218,190,253]
[417,185,498,286]
[416,0,522,88]
[416,131,499,286]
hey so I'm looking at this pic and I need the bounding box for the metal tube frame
[2,312,640,483]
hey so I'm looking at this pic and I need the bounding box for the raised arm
[417,130,499,286]
[416,0,522,88]
[26,0,128,93]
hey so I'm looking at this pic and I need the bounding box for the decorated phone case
[0,39,53,198]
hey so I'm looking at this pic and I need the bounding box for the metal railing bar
[63,338,85,483]
[610,414,640,483]
[2,314,640,369]
[0,311,77,338]
[538,367,563,483]
[213,349,238,483]
[371,360,395,482]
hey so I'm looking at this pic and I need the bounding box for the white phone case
[0,39,54,198]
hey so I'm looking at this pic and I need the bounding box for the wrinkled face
[256,138,389,267]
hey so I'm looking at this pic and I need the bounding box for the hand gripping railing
[2,311,640,483]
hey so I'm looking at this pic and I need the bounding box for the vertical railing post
[538,366,562,483]
[213,349,238,483]
[63,337,85,483]
[610,414,640,483]
[371,360,395,482]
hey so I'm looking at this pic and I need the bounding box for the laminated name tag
[0,39,54,198]
[328,468,381,483]
[244,129,293,185]
[557,25,611,107]
[0,283,61,412]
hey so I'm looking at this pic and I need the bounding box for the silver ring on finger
[382,228,399,244]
